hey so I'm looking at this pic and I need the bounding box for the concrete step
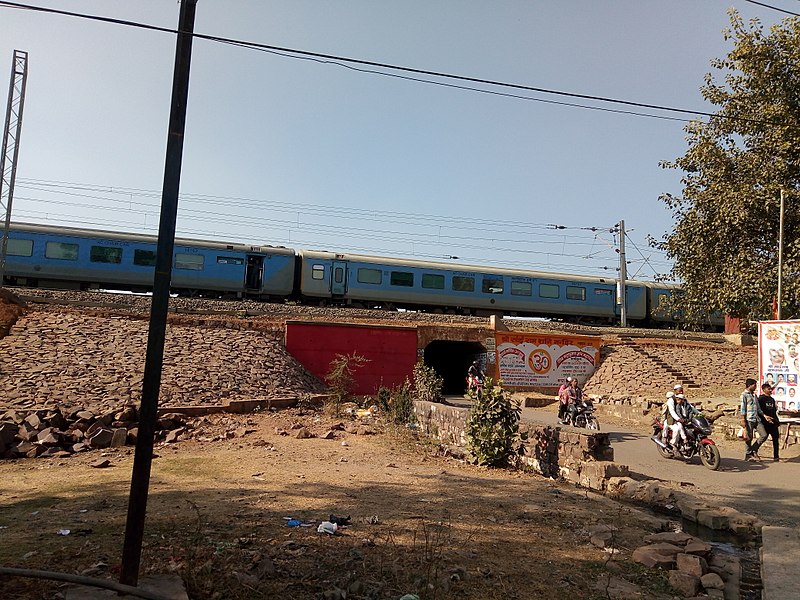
[760,526,800,599]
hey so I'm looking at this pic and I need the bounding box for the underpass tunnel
[423,340,487,395]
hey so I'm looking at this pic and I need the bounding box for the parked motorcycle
[563,399,600,430]
[651,414,721,470]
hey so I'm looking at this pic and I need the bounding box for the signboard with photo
[495,332,601,390]
[758,320,800,411]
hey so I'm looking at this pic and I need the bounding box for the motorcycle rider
[557,376,573,423]
[665,393,699,458]
[564,378,584,425]
[467,360,484,394]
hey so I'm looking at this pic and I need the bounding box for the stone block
[685,540,712,557]
[0,422,18,445]
[632,545,679,569]
[643,531,694,546]
[110,428,128,448]
[676,498,708,522]
[676,552,707,578]
[696,510,729,531]
[88,428,113,448]
[700,572,725,590]
[668,570,700,597]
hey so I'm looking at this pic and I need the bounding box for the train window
[566,286,586,301]
[90,246,122,264]
[357,268,382,284]
[175,253,204,271]
[7,238,33,256]
[133,249,157,266]
[452,276,474,292]
[390,271,414,287]
[422,274,445,289]
[482,278,504,294]
[217,256,244,265]
[311,264,325,280]
[45,241,79,261]
[511,281,532,296]
[334,267,344,284]
[539,283,560,298]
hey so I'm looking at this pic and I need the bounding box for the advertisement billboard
[758,320,800,411]
[495,332,601,390]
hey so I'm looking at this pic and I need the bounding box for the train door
[331,260,347,296]
[246,255,264,291]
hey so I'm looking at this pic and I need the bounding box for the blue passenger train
[1,222,714,328]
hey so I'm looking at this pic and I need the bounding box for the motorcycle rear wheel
[699,444,721,471]
[575,415,587,428]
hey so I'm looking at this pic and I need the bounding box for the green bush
[377,379,415,425]
[412,361,444,404]
[464,378,524,467]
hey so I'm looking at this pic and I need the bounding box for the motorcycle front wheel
[586,417,600,431]
[656,443,673,459]
[699,444,721,471]
[574,415,587,428]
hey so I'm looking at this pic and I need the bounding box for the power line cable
[742,0,800,16]
[0,0,789,129]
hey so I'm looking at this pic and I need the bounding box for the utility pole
[119,0,197,586]
[777,189,785,320]
[0,50,28,287]
[618,220,628,327]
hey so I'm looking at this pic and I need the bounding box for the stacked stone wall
[412,401,627,490]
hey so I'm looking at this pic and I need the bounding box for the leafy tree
[656,10,800,325]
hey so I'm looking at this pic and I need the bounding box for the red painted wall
[285,322,419,396]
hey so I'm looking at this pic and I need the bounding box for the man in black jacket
[758,382,781,462]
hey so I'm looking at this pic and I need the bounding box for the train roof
[9,222,295,256]
[298,249,646,285]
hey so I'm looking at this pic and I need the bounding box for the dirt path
[0,411,677,600]
[523,405,800,527]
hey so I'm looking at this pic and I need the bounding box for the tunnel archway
[424,340,486,395]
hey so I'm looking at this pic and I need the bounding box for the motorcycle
[563,399,600,430]
[466,374,483,399]
[650,414,721,471]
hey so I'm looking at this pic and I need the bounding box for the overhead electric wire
[14,209,624,273]
[0,0,790,129]
[742,0,800,16]
[17,178,630,242]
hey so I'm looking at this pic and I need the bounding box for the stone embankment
[584,338,756,399]
[0,306,326,414]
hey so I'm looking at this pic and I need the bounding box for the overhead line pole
[777,189,785,320]
[119,0,197,587]
[618,220,627,327]
[0,49,28,287]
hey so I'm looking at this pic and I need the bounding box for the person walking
[740,378,774,461]
[757,382,781,462]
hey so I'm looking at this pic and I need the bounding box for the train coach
[1,222,296,298]
[298,249,650,324]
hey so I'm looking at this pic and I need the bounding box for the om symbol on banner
[527,349,552,374]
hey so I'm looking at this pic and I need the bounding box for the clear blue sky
[0,1,791,280]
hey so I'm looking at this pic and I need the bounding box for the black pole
[120,0,198,586]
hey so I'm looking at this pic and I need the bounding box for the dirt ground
[0,409,680,600]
